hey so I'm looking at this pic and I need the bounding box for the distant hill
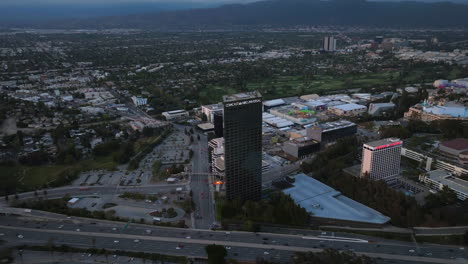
[17,0,468,29]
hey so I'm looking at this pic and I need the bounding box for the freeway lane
[0,216,466,263]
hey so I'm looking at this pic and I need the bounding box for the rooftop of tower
[223,91,262,103]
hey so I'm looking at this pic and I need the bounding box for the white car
[114,240,119,243]
[112,227,117,231]
[409,249,415,253]
[134,239,140,243]
[225,246,231,250]
[176,247,181,250]
[264,252,269,255]
[76,229,81,232]
[58,225,64,229]
[17,235,24,238]
[185,236,191,239]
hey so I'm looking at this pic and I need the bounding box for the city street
[188,128,215,229]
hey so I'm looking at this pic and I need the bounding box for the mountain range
[5,0,468,30]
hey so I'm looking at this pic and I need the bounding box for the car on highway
[58,225,64,229]
[17,234,24,238]
[114,240,119,243]
[134,239,140,243]
[75,229,80,232]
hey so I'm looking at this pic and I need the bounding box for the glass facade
[223,93,262,201]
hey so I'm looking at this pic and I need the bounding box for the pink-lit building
[361,138,402,184]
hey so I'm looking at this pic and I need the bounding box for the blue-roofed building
[283,174,390,226]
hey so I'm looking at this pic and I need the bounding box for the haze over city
[0,0,468,264]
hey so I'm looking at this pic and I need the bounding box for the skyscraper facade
[223,92,263,201]
[323,36,337,52]
[361,138,402,184]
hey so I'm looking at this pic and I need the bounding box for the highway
[0,216,466,263]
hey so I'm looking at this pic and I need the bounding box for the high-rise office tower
[323,36,337,52]
[361,138,402,184]
[223,92,262,201]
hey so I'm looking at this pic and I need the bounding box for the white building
[329,103,367,116]
[201,103,223,123]
[162,110,189,121]
[419,169,468,201]
[323,36,337,52]
[361,138,402,185]
[131,96,148,106]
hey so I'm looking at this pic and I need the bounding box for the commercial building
[439,138,468,164]
[405,104,468,121]
[368,103,396,116]
[361,138,402,184]
[201,103,223,123]
[269,105,317,126]
[282,137,320,159]
[213,111,223,138]
[323,36,337,52]
[419,170,468,201]
[223,92,263,201]
[329,103,367,116]
[162,110,189,121]
[263,99,286,111]
[262,112,294,129]
[307,120,357,144]
[131,96,148,106]
[283,174,390,226]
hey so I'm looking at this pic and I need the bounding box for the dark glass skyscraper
[223,92,262,201]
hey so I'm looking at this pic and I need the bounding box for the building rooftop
[423,105,468,118]
[315,120,356,132]
[283,174,390,224]
[364,138,402,149]
[263,99,285,107]
[223,91,262,103]
[426,169,468,194]
[330,103,367,111]
[202,103,223,111]
[440,138,468,151]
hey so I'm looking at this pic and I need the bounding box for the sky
[1,0,467,5]
[0,0,259,5]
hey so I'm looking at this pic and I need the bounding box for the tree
[205,244,227,264]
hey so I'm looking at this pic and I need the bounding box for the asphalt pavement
[0,216,466,263]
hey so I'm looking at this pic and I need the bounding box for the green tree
[205,244,227,264]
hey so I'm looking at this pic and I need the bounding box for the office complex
[323,36,337,52]
[361,138,402,184]
[223,92,263,201]
[307,120,357,144]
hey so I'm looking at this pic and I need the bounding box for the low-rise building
[201,103,223,123]
[368,103,395,116]
[328,103,367,116]
[419,169,468,201]
[162,110,189,121]
[439,138,468,164]
[307,120,357,144]
[282,137,320,159]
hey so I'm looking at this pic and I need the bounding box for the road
[1,183,187,205]
[0,216,466,263]
[189,129,215,229]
